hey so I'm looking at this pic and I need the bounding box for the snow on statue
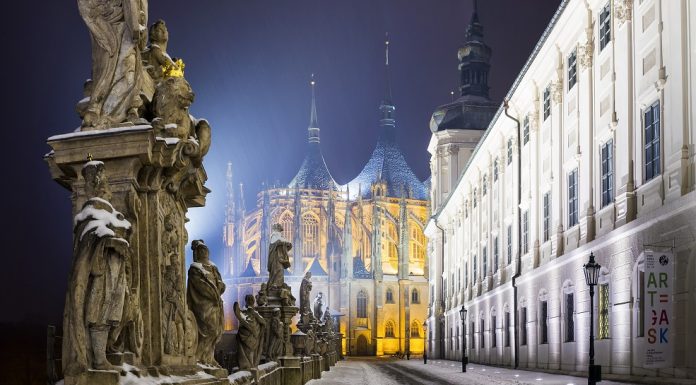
[62,160,133,375]
[267,223,292,289]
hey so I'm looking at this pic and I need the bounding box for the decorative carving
[579,42,594,69]
[267,223,292,289]
[266,308,284,361]
[551,80,563,104]
[76,0,148,129]
[63,160,132,375]
[312,292,324,320]
[234,295,267,370]
[255,282,268,306]
[299,272,313,318]
[615,0,633,26]
[186,240,226,366]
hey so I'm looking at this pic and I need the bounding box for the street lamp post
[583,252,602,385]
[459,306,468,373]
[423,321,428,364]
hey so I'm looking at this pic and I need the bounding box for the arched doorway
[356,335,369,356]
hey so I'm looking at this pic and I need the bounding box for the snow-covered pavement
[307,357,639,385]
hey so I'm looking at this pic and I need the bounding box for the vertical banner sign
[643,250,673,368]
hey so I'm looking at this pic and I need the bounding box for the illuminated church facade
[221,42,430,356]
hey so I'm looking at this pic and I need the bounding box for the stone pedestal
[279,356,301,385]
[46,126,217,384]
[311,354,322,379]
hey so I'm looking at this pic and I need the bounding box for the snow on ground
[307,357,640,385]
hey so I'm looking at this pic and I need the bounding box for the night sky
[1,0,560,326]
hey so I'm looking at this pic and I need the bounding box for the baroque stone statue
[312,292,324,320]
[62,160,132,375]
[299,272,312,317]
[266,308,284,361]
[255,283,268,307]
[186,240,225,366]
[77,0,148,129]
[163,252,185,355]
[234,295,267,370]
[142,20,179,98]
[267,224,291,289]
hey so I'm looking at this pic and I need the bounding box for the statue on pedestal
[62,160,132,375]
[266,308,284,361]
[299,272,312,318]
[234,295,266,370]
[312,292,324,320]
[76,0,148,129]
[267,224,291,289]
[142,20,179,98]
[186,240,225,366]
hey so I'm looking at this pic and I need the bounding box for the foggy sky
[0,0,560,325]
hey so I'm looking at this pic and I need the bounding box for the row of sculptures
[77,0,211,163]
[232,224,339,371]
[64,166,337,376]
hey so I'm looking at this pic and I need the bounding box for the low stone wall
[228,370,254,385]
[258,362,282,385]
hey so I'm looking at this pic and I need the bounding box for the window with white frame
[493,236,499,273]
[599,3,611,51]
[644,101,661,181]
[482,175,488,196]
[565,292,575,342]
[523,116,530,144]
[601,140,614,207]
[482,246,488,278]
[543,191,551,242]
[473,254,477,282]
[506,225,512,265]
[568,48,577,90]
[493,158,499,181]
[522,211,529,255]
[568,169,578,227]
[543,86,551,120]
[507,138,513,165]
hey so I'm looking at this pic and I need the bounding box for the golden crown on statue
[163,58,185,78]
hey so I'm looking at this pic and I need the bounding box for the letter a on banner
[643,250,674,368]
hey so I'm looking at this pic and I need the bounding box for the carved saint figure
[255,282,268,307]
[266,308,284,361]
[299,272,313,318]
[234,295,267,370]
[77,0,148,129]
[267,224,291,289]
[312,292,324,321]
[186,240,225,365]
[163,252,184,354]
[62,160,132,375]
[141,20,178,98]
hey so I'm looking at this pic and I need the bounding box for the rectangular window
[568,169,578,227]
[644,102,661,181]
[493,159,499,181]
[523,116,530,144]
[520,307,527,345]
[483,246,488,278]
[473,255,477,282]
[543,192,551,242]
[507,139,513,165]
[522,211,529,255]
[505,311,511,347]
[492,315,497,348]
[599,3,611,51]
[601,140,614,207]
[599,284,610,339]
[357,294,367,318]
[568,49,577,90]
[471,322,475,348]
[566,293,575,342]
[540,301,548,344]
[493,236,499,273]
[480,319,485,348]
[543,86,551,120]
[506,225,512,265]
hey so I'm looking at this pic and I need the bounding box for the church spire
[308,74,320,144]
[379,33,396,131]
[457,0,491,98]
[225,161,235,224]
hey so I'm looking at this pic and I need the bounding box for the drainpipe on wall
[504,99,522,369]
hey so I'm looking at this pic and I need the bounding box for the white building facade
[425,0,696,381]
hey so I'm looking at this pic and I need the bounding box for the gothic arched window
[411,288,420,304]
[386,288,394,304]
[357,290,368,318]
[410,321,421,338]
[385,321,395,338]
[301,213,319,258]
[278,211,293,242]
